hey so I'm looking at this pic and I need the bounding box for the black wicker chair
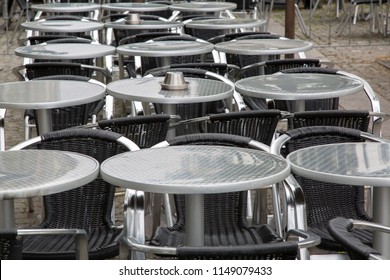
[328,217,390,260]
[121,133,320,260]
[0,228,88,260]
[13,62,112,84]
[287,110,372,131]
[10,129,140,260]
[171,109,282,145]
[270,126,389,253]
[97,114,171,149]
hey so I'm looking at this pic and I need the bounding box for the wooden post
[285,0,295,58]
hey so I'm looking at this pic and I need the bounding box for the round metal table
[0,150,99,228]
[116,40,215,78]
[100,145,290,246]
[22,19,104,33]
[215,38,314,56]
[169,1,237,20]
[0,80,106,133]
[31,3,101,20]
[287,142,390,259]
[101,3,169,13]
[106,76,233,115]
[184,18,266,30]
[235,73,364,112]
[105,20,183,31]
[15,43,115,60]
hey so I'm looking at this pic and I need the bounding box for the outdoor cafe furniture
[104,19,183,46]
[31,2,101,21]
[7,129,140,260]
[14,42,115,74]
[215,38,314,63]
[115,39,215,78]
[102,133,321,260]
[101,2,170,14]
[0,150,99,229]
[234,72,364,112]
[0,80,106,134]
[184,18,267,39]
[328,217,390,260]
[100,140,290,247]
[285,135,390,259]
[106,76,233,120]
[21,19,104,43]
[168,1,238,20]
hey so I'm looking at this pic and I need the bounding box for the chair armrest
[328,217,389,260]
[17,228,88,260]
[286,229,321,249]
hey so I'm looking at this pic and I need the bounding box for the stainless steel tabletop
[101,145,290,194]
[0,80,106,134]
[101,145,289,246]
[31,3,101,13]
[116,40,214,57]
[0,150,99,228]
[101,3,169,12]
[0,150,99,200]
[287,142,390,187]
[0,80,106,110]
[21,20,104,33]
[169,2,237,12]
[235,73,364,101]
[105,20,183,30]
[184,18,266,30]
[287,142,390,259]
[106,77,233,105]
[215,38,314,55]
[15,43,115,60]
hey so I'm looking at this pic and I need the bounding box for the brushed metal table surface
[101,3,169,12]
[105,20,183,30]
[22,20,104,33]
[235,73,364,101]
[215,38,313,56]
[169,2,237,12]
[235,73,364,112]
[0,150,99,228]
[101,145,290,246]
[31,3,101,13]
[0,80,106,110]
[0,80,106,134]
[116,40,214,57]
[184,18,266,30]
[287,142,390,259]
[106,77,233,105]
[101,145,290,194]
[15,43,115,60]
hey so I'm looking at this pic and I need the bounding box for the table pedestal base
[0,199,15,228]
[373,186,390,259]
[185,194,204,246]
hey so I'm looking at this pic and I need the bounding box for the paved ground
[1,6,390,233]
